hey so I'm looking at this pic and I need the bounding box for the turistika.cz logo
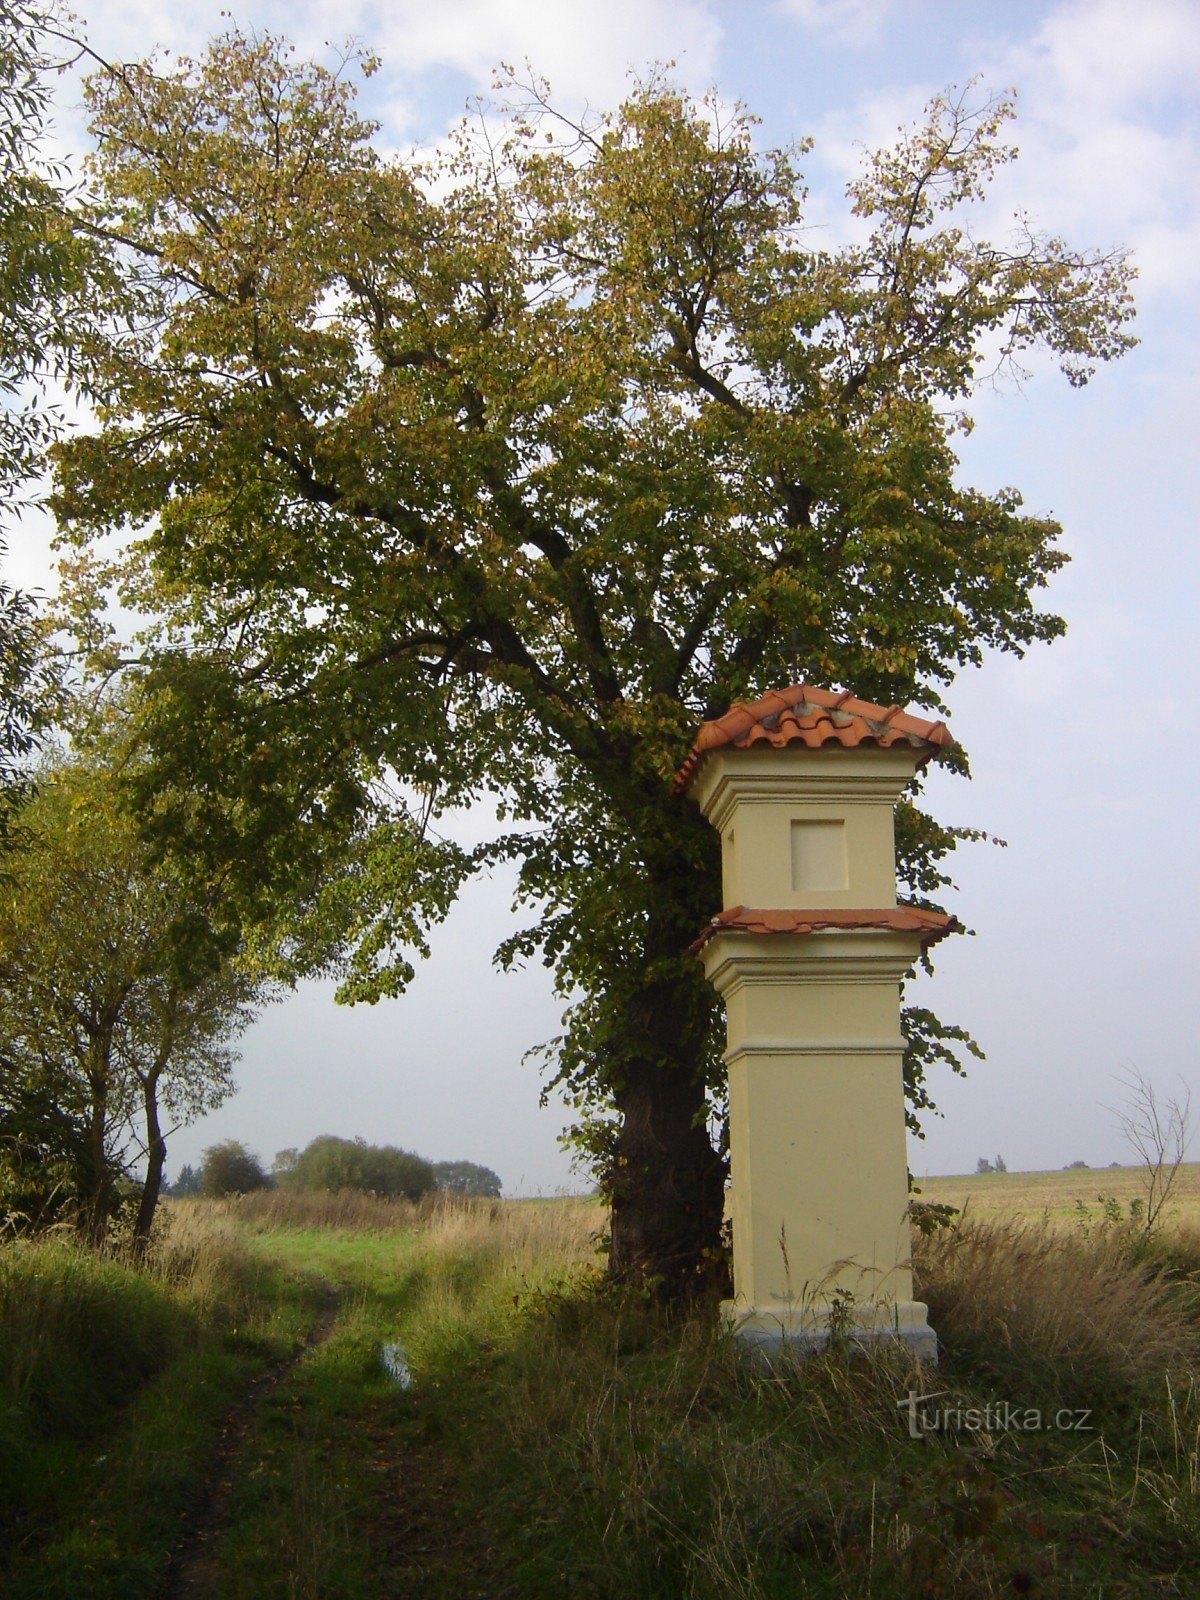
[898,1389,1093,1441]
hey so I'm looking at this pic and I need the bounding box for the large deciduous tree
[51,35,1135,1294]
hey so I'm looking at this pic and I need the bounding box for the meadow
[3,1172,1200,1597]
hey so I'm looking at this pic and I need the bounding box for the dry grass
[190,1187,425,1233]
[148,1202,267,1316]
[184,1185,605,1252]
[914,1214,1200,1403]
[419,1192,604,1266]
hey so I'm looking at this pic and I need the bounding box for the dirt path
[358,1414,506,1600]
[155,1285,339,1600]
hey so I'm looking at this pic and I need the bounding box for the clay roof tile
[672,684,954,796]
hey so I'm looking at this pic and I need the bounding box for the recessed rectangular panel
[790,819,847,892]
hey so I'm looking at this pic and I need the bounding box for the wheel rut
[155,1285,339,1600]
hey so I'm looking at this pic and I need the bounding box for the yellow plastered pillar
[689,746,938,1359]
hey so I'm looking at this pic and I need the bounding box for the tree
[1109,1067,1192,1236]
[199,1139,268,1197]
[286,1134,435,1199]
[0,0,87,845]
[51,36,1136,1296]
[271,1146,299,1178]
[433,1159,503,1198]
[975,1157,994,1175]
[0,744,265,1243]
[168,1160,200,1197]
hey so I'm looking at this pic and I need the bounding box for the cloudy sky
[10,0,1199,1190]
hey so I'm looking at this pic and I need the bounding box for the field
[4,1177,1200,1598]
[919,1160,1200,1227]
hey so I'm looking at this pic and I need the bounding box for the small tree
[975,1157,994,1175]
[271,1147,299,1178]
[0,746,266,1243]
[169,1161,200,1197]
[1109,1068,1192,1235]
[199,1140,268,1197]
[433,1160,503,1199]
[994,1154,1007,1174]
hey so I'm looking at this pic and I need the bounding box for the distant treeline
[168,1136,502,1201]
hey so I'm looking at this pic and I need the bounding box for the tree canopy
[432,1160,503,1199]
[0,0,88,845]
[0,742,267,1241]
[284,1135,436,1200]
[50,33,1136,1292]
[199,1139,268,1198]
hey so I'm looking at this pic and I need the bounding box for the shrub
[199,1140,269,1197]
[286,1135,435,1200]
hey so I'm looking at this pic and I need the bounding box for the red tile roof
[688,904,958,956]
[672,685,954,796]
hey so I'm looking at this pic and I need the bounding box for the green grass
[0,1219,325,1599]
[195,1194,1200,1597]
[6,1189,1200,1597]
[365,1215,1200,1598]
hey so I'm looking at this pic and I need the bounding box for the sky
[7,0,1199,1191]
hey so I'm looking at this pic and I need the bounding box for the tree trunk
[609,1052,727,1300]
[606,901,728,1301]
[78,1071,113,1246]
[133,1073,165,1253]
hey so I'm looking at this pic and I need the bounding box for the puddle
[380,1342,413,1389]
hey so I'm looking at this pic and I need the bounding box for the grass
[207,1185,431,1233]
[6,1181,1200,1596]
[0,1210,325,1599]
[371,1208,1200,1598]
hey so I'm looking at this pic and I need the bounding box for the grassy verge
[0,1208,324,1599]
[376,1211,1200,1598]
[176,1195,1200,1597]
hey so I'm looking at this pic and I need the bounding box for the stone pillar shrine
[674,686,958,1360]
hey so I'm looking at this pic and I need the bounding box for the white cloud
[803,0,1200,296]
[1021,0,1200,115]
[63,0,723,144]
[366,0,722,104]
[987,0,1200,292]
[776,0,892,49]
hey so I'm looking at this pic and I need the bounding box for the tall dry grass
[189,1184,605,1248]
[418,1192,604,1266]
[193,1186,424,1233]
[914,1214,1200,1403]
[149,1201,268,1315]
